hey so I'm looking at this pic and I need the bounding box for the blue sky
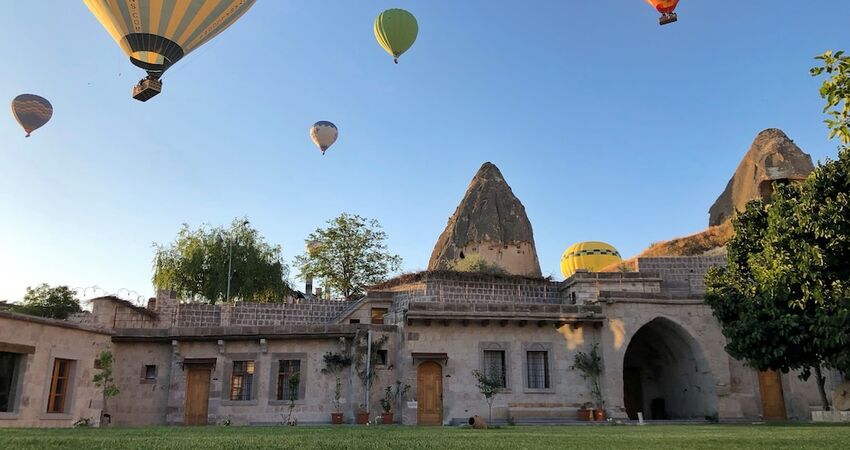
[1,1,849,302]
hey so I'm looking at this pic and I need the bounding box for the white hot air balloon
[310,121,338,155]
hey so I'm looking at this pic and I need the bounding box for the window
[229,361,254,401]
[0,352,21,412]
[277,360,301,401]
[144,365,157,381]
[349,319,361,324]
[483,350,506,388]
[371,308,388,325]
[526,351,550,389]
[376,350,388,367]
[47,358,73,413]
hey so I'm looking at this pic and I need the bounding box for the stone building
[0,153,842,427]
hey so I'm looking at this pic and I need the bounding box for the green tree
[295,213,401,300]
[11,284,82,319]
[93,350,120,425]
[705,51,850,410]
[471,366,502,423]
[153,218,291,303]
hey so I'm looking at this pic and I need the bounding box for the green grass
[1,424,849,449]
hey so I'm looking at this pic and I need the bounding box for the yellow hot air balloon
[11,94,53,137]
[560,242,622,278]
[83,0,256,101]
[310,121,338,155]
[374,9,418,64]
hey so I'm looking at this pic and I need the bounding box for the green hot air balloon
[374,9,418,64]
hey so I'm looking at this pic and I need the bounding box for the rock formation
[709,128,814,226]
[428,162,542,277]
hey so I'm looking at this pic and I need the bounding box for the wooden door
[758,370,787,421]
[416,361,443,425]
[184,367,211,426]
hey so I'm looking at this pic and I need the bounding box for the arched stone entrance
[622,317,718,420]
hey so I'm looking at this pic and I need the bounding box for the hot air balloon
[83,0,256,101]
[646,0,679,25]
[374,9,418,64]
[560,242,622,278]
[310,121,338,155]
[11,94,53,138]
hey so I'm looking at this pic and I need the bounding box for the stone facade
[1,257,842,427]
[0,311,112,427]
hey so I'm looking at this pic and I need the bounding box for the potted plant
[380,381,411,424]
[322,337,353,425]
[353,330,388,425]
[572,344,605,422]
[356,405,370,425]
[577,402,594,421]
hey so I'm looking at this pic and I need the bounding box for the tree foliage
[811,50,850,145]
[472,366,502,423]
[572,344,604,409]
[705,52,850,409]
[11,284,82,319]
[295,213,402,300]
[152,218,291,303]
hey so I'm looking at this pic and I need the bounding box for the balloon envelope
[83,0,256,77]
[374,9,418,63]
[646,0,679,14]
[11,94,53,137]
[560,242,622,278]
[310,121,338,155]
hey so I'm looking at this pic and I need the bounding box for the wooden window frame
[276,359,301,401]
[269,353,307,406]
[480,342,511,392]
[47,358,73,414]
[521,342,555,393]
[229,360,255,402]
[371,308,388,325]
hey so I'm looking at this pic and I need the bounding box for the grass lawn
[1,424,849,449]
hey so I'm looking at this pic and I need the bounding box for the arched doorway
[622,317,717,420]
[416,361,443,425]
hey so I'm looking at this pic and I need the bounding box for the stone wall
[636,257,726,294]
[0,312,112,427]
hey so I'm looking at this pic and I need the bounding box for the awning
[411,352,448,361]
[181,357,217,368]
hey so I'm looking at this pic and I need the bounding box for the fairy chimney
[428,162,542,277]
[709,128,814,226]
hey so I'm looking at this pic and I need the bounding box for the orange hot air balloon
[646,0,680,25]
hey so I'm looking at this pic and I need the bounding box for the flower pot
[356,412,370,425]
[381,412,394,424]
[577,408,592,421]
[593,409,606,421]
[331,412,344,424]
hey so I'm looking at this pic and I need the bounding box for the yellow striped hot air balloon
[11,94,53,137]
[83,0,256,101]
[560,242,622,278]
[374,9,418,64]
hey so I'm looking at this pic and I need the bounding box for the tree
[295,213,402,300]
[322,337,354,414]
[471,366,502,424]
[93,350,120,426]
[572,344,604,411]
[705,51,850,410]
[11,284,82,319]
[152,218,291,303]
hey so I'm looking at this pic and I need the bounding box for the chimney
[305,275,313,298]
[315,287,323,299]
[147,297,157,310]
